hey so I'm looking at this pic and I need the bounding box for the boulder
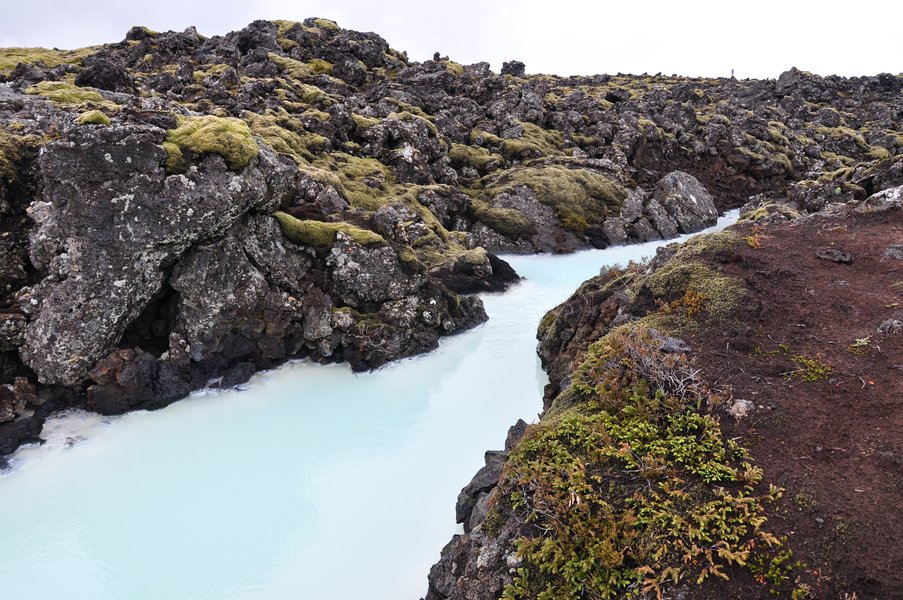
[652,171,719,233]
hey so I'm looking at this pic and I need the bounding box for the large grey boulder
[652,171,719,233]
[18,125,293,386]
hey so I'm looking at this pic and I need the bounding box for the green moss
[484,165,627,233]
[273,211,384,248]
[387,110,440,138]
[645,260,747,320]
[75,110,110,126]
[448,143,502,172]
[443,60,465,76]
[461,247,488,265]
[25,80,108,106]
[268,53,334,79]
[191,63,231,83]
[739,203,802,223]
[385,98,435,122]
[164,115,259,172]
[297,83,333,106]
[471,122,565,160]
[0,131,40,183]
[866,146,891,160]
[0,45,99,76]
[469,199,535,239]
[351,113,381,130]
[314,152,394,210]
[667,230,743,261]
[312,18,341,32]
[499,324,786,600]
[243,112,326,164]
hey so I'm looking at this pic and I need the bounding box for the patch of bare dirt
[690,209,903,599]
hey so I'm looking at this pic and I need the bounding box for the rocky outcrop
[0,20,901,460]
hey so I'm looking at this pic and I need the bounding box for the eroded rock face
[0,98,502,451]
[18,125,291,386]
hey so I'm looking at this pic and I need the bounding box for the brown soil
[689,209,903,599]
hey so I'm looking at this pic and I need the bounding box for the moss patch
[164,115,259,172]
[0,46,99,76]
[273,211,384,248]
[469,199,535,239]
[268,53,334,80]
[75,110,110,126]
[25,80,108,106]
[448,143,502,172]
[243,111,326,164]
[0,130,40,183]
[314,152,394,210]
[485,165,627,233]
[645,260,747,320]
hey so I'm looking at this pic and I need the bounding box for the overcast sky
[1,0,900,79]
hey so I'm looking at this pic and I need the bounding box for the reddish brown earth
[690,209,903,599]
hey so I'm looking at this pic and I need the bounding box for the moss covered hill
[0,18,901,459]
[427,191,903,599]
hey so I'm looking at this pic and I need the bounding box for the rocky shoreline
[0,19,750,458]
[426,189,902,599]
[0,16,901,597]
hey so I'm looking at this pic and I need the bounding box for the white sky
[0,0,900,79]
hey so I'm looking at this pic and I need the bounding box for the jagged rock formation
[0,20,901,463]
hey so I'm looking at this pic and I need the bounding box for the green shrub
[499,325,786,600]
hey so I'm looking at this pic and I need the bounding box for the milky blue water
[0,212,737,600]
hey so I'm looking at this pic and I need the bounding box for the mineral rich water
[0,211,738,600]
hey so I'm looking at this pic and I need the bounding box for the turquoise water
[0,212,738,600]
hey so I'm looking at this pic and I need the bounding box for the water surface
[0,211,737,599]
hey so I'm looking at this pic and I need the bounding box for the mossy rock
[274,211,384,248]
[469,199,534,239]
[484,165,627,233]
[243,112,326,165]
[25,81,108,106]
[314,152,394,210]
[164,115,259,172]
[448,143,502,172]
[75,110,111,126]
[0,131,40,183]
[0,46,99,76]
[268,53,334,80]
[351,113,381,130]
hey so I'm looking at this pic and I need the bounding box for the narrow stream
[0,211,738,600]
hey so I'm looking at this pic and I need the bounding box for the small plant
[744,226,765,249]
[657,289,707,318]
[756,344,832,382]
[750,544,805,594]
[847,337,871,355]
